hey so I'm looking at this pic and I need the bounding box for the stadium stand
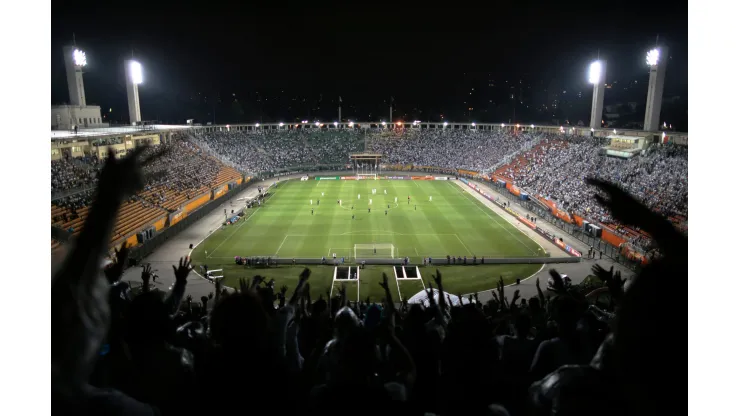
[52,146,687,415]
[51,138,242,252]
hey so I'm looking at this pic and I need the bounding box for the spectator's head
[209,291,270,353]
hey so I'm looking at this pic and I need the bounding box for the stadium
[48,17,689,416]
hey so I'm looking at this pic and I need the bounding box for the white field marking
[414,247,419,256]
[462,263,546,297]
[207,207,261,258]
[392,265,403,300]
[454,234,474,256]
[275,235,289,256]
[450,181,541,256]
[413,180,421,189]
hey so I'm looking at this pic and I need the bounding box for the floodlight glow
[501,123,504,127]
[255,123,260,127]
[662,131,666,138]
[279,122,284,126]
[588,61,602,84]
[397,121,402,126]
[471,122,476,126]
[334,121,338,126]
[591,128,595,132]
[315,122,320,126]
[348,122,354,127]
[73,49,87,67]
[530,124,534,128]
[516,124,520,128]
[129,61,143,84]
[613,129,617,134]
[382,122,387,126]
[302,120,307,124]
[646,48,660,66]
[443,122,448,126]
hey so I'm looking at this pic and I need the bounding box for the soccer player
[322,192,325,196]
[387,204,390,209]
[373,246,376,254]
[408,195,410,204]
[384,189,387,195]
[429,195,432,202]
[358,194,361,200]
[317,199,320,205]
[415,205,417,210]
[394,197,398,203]
[352,214,355,220]
[310,199,313,205]
[369,199,372,205]
[385,210,387,215]
[368,208,371,213]
[311,208,314,215]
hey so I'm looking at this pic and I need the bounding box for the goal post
[354,243,395,259]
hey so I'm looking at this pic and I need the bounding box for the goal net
[354,243,395,258]
[356,173,377,179]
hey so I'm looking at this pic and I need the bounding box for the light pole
[125,60,143,124]
[644,47,668,131]
[588,60,606,130]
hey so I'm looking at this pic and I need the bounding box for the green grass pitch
[190,179,545,302]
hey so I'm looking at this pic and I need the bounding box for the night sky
[52,2,688,129]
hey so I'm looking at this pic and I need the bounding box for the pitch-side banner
[315,176,339,180]
[434,177,449,180]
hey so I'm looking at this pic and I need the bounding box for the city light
[501,123,505,127]
[382,122,387,126]
[588,61,602,84]
[302,120,307,124]
[129,61,143,85]
[530,124,534,128]
[471,122,476,126]
[73,49,87,67]
[591,128,595,132]
[516,124,520,128]
[646,48,660,66]
[255,123,260,127]
[279,122,284,127]
[443,122,448,126]
[348,122,354,127]
[397,121,402,126]
[334,121,338,126]
[613,129,617,134]
[315,121,320,126]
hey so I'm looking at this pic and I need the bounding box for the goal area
[354,243,395,259]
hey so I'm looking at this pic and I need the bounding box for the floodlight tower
[63,46,87,106]
[588,60,606,130]
[644,47,669,131]
[125,60,143,124]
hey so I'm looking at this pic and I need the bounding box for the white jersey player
[322,192,324,197]
[369,199,372,205]
[394,196,397,203]
[310,199,313,205]
[358,194,361,200]
[429,196,432,202]
[384,189,387,195]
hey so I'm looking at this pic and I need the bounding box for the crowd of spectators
[495,137,688,248]
[51,156,101,193]
[53,150,688,416]
[191,129,365,173]
[52,138,232,212]
[367,129,549,172]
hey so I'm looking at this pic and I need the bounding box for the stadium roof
[50,125,192,140]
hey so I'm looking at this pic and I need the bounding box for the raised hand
[586,178,656,231]
[548,269,566,294]
[105,242,129,283]
[141,263,153,290]
[251,275,265,289]
[208,292,214,300]
[379,273,390,291]
[239,278,249,294]
[172,256,192,284]
[280,285,288,297]
[433,269,443,287]
[98,145,170,200]
[592,264,626,300]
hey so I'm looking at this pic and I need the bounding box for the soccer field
[190,179,545,301]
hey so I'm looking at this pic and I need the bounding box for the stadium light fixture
[302,120,307,124]
[646,48,660,66]
[588,61,602,84]
[129,61,143,85]
[73,49,87,67]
